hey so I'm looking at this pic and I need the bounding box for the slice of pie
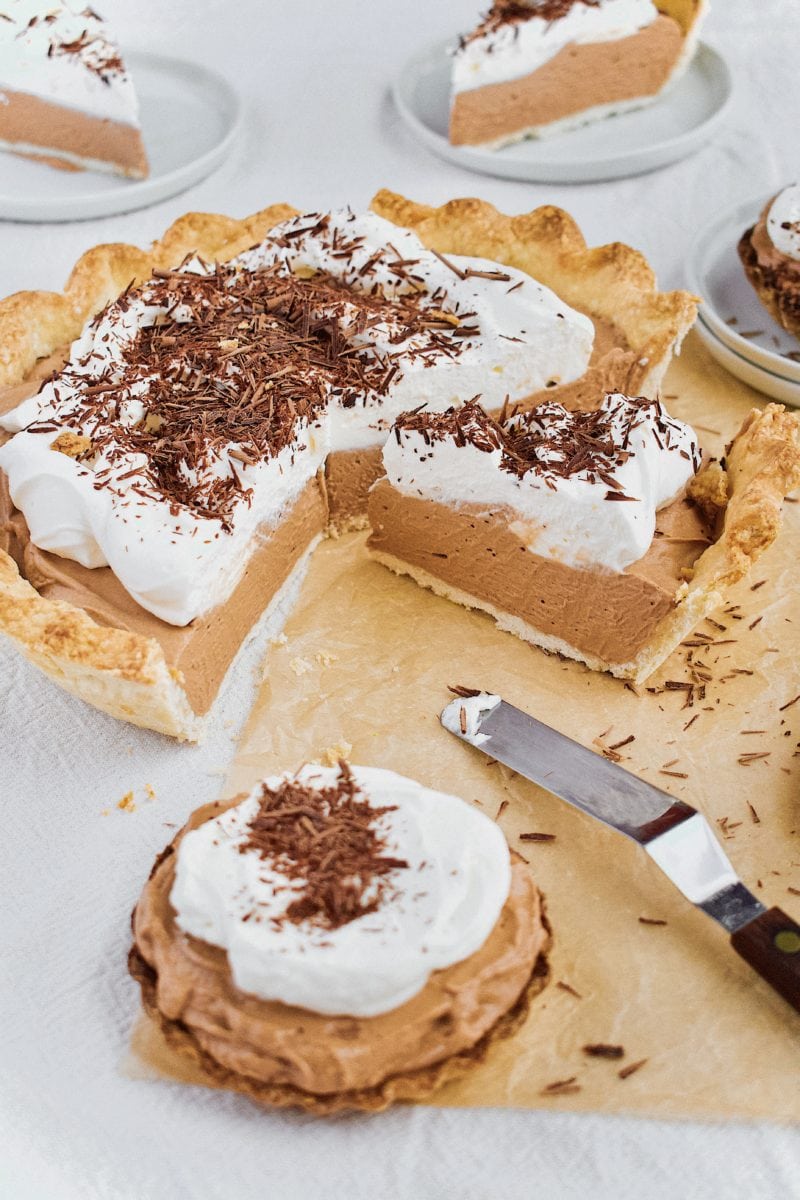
[367,396,800,683]
[0,194,697,739]
[129,762,550,1113]
[450,0,707,149]
[738,184,800,341]
[0,1,148,178]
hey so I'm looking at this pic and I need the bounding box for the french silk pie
[0,0,148,178]
[129,762,550,1113]
[738,184,800,341]
[0,191,796,738]
[449,0,707,149]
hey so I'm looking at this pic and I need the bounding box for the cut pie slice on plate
[0,1,148,179]
[449,0,708,149]
[0,192,702,740]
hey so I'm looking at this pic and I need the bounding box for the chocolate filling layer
[367,480,711,666]
[450,15,684,146]
[0,87,147,177]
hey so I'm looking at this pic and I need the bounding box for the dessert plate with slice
[0,51,241,222]
[393,38,731,184]
[687,192,800,407]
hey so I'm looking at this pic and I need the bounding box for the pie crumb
[315,650,339,667]
[322,739,353,766]
[51,431,92,459]
[117,791,136,813]
[290,656,313,676]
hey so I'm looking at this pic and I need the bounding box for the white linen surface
[1,2,799,1198]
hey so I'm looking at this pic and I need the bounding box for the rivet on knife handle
[730,908,800,1012]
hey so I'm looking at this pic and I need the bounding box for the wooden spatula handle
[730,907,800,1013]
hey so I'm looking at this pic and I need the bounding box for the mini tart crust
[369,404,800,684]
[0,192,696,739]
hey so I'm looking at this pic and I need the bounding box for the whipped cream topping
[441,692,501,746]
[383,395,700,572]
[0,208,592,626]
[451,0,659,95]
[240,210,593,450]
[170,764,511,1018]
[766,184,800,263]
[0,1,141,127]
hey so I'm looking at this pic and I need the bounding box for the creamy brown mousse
[738,198,800,340]
[130,797,548,1102]
[450,12,685,147]
[0,89,148,178]
[367,398,711,670]
[369,481,709,667]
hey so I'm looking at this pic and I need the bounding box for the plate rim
[0,50,243,224]
[695,317,800,405]
[686,190,800,382]
[392,38,733,184]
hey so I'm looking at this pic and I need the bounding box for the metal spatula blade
[441,692,800,1014]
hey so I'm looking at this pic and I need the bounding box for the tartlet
[738,184,800,340]
[129,763,551,1113]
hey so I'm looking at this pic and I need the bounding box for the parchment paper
[137,333,800,1121]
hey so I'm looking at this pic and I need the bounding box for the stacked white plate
[686,195,800,406]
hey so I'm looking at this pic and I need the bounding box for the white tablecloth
[2,3,799,1198]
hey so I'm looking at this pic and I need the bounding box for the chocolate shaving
[618,1058,648,1080]
[239,762,408,930]
[583,1043,625,1059]
[29,246,473,528]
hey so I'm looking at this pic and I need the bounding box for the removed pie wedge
[450,0,707,149]
[0,0,148,178]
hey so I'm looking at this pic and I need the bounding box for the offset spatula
[441,692,800,1014]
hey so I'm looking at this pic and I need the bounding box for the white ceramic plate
[0,52,241,223]
[695,315,800,407]
[686,193,800,384]
[392,39,732,184]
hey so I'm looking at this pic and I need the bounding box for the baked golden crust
[0,192,697,737]
[127,922,551,1116]
[371,190,698,399]
[659,0,707,38]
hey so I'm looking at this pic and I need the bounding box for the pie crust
[0,193,701,739]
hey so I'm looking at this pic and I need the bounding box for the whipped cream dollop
[441,693,502,746]
[170,764,511,1018]
[451,0,659,94]
[383,394,700,572]
[0,0,141,127]
[0,208,592,626]
[766,184,800,263]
